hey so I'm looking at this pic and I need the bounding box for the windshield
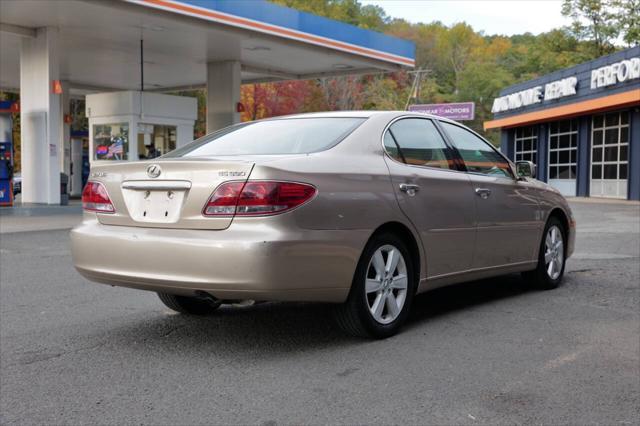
[165,117,366,157]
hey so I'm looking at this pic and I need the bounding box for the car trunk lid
[91,159,254,230]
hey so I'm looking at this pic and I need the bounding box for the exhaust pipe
[194,291,222,307]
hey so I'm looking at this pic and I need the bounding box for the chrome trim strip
[121,180,192,190]
[427,260,537,280]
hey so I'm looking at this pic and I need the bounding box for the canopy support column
[60,80,71,180]
[20,27,61,204]
[206,60,241,133]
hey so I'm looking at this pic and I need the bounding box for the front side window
[384,118,453,170]
[165,117,365,157]
[440,121,512,178]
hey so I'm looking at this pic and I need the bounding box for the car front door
[438,121,541,269]
[383,117,476,279]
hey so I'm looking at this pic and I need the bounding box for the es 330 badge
[218,171,247,177]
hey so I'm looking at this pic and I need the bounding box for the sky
[360,0,569,36]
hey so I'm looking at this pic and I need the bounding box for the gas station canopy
[0,0,415,93]
[0,0,415,205]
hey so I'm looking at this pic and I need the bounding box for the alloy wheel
[365,244,408,324]
[544,225,564,280]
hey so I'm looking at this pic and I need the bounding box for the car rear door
[438,121,541,269]
[382,117,476,279]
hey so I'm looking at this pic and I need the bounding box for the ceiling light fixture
[140,24,165,31]
[244,46,271,51]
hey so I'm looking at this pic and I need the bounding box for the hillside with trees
[1,0,638,157]
[231,0,638,143]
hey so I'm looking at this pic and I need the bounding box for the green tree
[271,0,387,30]
[611,0,640,46]
[508,29,596,79]
[438,23,485,96]
[561,0,618,55]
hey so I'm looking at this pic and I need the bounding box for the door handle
[399,183,420,196]
[475,188,491,199]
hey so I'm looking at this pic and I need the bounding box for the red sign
[52,80,63,94]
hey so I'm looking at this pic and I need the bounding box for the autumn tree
[317,75,365,110]
[240,80,315,122]
[362,71,412,110]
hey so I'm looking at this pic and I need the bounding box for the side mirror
[516,161,536,179]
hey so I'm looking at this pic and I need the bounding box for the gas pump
[70,130,89,197]
[0,101,17,206]
[0,143,13,206]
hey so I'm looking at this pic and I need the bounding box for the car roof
[270,110,457,124]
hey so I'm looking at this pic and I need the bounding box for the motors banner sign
[408,102,475,120]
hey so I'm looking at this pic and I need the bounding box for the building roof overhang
[484,88,640,130]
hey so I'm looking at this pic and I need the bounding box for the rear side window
[165,117,366,157]
[384,118,453,170]
[439,121,513,178]
[383,131,404,162]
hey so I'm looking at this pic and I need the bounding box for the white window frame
[514,126,538,164]
[548,119,578,181]
[590,111,630,199]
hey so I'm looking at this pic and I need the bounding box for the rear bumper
[71,219,369,303]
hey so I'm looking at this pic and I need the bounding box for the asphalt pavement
[1,200,638,425]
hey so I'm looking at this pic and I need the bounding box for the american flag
[108,138,124,160]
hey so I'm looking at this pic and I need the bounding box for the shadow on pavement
[408,273,531,325]
[99,273,533,355]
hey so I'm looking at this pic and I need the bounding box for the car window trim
[165,117,368,158]
[386,128,407,164]
[381,116,464,173]
[435,119,517,180]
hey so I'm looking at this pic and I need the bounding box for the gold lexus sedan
[71,111,575,338]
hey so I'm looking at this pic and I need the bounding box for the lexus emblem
[146,164,162,178]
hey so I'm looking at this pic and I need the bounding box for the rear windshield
[165,117,366,157]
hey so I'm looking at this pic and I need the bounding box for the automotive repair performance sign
[409,102,475,121]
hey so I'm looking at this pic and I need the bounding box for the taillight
[82,181,115,213]
[203,181,316,216]
[202,182,244,216]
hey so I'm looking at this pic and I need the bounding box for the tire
[157,292,221,315]
[522,216,567,290]
[333,232,416,339]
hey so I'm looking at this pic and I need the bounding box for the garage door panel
[547,119,578,196]
[590,111,629,199]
